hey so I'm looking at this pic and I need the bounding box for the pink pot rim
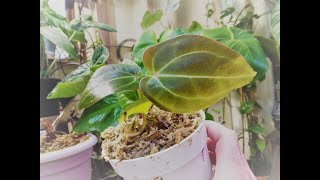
[40,133,98,163]
[108,110,206,163]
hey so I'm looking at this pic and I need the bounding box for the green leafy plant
[73,34,255,132]
[40,0,116,78]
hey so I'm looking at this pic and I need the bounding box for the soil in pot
[101,106,202,160]
[40,131,89,154]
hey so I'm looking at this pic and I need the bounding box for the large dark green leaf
[140,35,256,113]
[200,27,268,83]
[73,95,122,133]
[79,64,142,109]
[254,35,280,63]
[47,63,92,99]
[140,10,163,30]
[40,26,77,59]
[132,30,158,62]
[271,0,280,45]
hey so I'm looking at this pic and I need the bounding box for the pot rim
[108,110,206,163]
[40,133,97,163]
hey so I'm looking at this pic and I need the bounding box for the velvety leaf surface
[140,35,256,113]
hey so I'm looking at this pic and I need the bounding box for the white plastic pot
[108,111,213,180]
[40,134,98,180]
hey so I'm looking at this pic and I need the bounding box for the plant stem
[86,29,96,49]
[69,31,76,41]
[234,4,250,26]
[137,88,142,99]
[45,58,59,78]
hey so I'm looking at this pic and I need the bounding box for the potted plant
[71,32,256,179]
[40,0,118,179]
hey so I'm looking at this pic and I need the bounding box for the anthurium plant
[70,34,256,133]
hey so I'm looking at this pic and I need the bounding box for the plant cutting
[72,33,256,179]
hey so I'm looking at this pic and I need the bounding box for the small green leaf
[205,112,214,121]
[79,64,142,109]
[271,0,280,45]
[248,124,264,134]
[91,45,109,66]
[206,9,214,18]
[118,97,153,123]
[73,95,123,133]
[239,101,255,114]
[47,63,92,99]
[40,26,77,60]
[140,10,163,30]
[256,138,266,152]
[89,46,109,72]
[188,21,203,33]
[132,30,158,61]
[220,7,235,19]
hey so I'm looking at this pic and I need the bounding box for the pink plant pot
[108,111,214,180]
[40,134,98,180]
